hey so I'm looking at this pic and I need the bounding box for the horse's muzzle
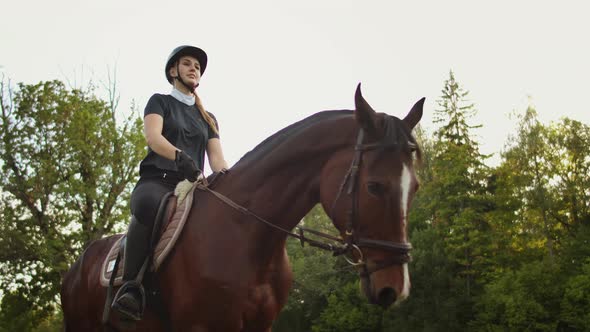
[376,287,397,308]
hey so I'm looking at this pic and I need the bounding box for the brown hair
[194,92,219,136]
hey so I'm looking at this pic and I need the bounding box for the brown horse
[61,84,424,331]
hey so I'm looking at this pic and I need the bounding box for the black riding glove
[175,150,201,182]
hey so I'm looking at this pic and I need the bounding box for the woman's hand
[175,150,201,181]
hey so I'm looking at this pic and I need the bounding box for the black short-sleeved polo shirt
[139,94,219,176]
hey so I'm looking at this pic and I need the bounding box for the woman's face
[170,55,201,88]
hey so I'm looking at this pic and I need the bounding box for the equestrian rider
[111,45,229,321]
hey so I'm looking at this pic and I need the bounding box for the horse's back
[61,234,122,331]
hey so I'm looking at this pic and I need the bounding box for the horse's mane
[234,110,421,168]
[235,110,353,167]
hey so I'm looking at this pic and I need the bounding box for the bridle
[197,128,414,278]
[328,128,413,277]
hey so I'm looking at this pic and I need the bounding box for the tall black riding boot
[111,216,152,321]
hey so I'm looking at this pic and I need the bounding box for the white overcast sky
[2,0,589,169]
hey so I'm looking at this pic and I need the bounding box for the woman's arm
[144,113,178,160]
[206,138,229,172]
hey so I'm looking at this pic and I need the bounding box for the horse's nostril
[377,287,397,308]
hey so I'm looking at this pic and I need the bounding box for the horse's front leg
[243,247,293,332]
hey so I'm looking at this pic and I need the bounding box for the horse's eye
[367,181,386,197]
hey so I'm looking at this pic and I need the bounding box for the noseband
[329,129,413,277]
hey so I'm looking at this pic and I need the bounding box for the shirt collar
[170,87,195,106]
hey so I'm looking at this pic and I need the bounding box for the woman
[112,45,229,321]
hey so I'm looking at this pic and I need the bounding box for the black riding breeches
[130,176,179,227]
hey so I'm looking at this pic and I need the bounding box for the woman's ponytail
[194,92,219,136]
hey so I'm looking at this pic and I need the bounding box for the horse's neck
[232,147,327,231]
[227,119,355,257]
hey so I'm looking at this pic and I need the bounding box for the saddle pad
[99,181,197,287]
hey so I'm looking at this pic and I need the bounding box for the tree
[386,225,469,332]
[475,106,590,330]
[312,282,384,332]
[544,118,590,231]
[0,78,144,327]
[0,291,36,332]
[500,106,560,259]
[559,258,590,330]
[471,260,564,332]
[430,71,492,300]
[386,71,494,330]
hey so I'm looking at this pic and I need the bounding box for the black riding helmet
[165,45,208,84]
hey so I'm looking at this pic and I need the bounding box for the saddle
[99,179,198,287]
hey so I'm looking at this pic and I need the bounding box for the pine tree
[431,71,491,298]
[395,71,494,329]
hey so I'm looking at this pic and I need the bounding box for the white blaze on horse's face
[399,163,412,228]
[399,263,410,302]
[397,163,412,302]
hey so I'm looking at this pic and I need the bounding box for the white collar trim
[171,88,195,106]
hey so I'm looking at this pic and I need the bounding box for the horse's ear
[403,97,425,130]
[354,83,377,132]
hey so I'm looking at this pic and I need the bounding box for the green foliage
[0,290,63,332]
[560,223,590,276]
[424,71,493,305]
[0,291,37,332]
[472,260,564,332]
[501,106,559,258]
[312,282,384,332]
[560,259,590,330]
[544,118,590,228]
[479,107,590,331]
[386,226,472,331]
[434,70,481,146]
[0,79,144,329]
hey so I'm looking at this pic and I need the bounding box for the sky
[2,0,589,170]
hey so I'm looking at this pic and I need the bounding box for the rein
[196,183,350,255]
[196,128,413,275]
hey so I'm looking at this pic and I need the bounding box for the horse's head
[320,84,423,308]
